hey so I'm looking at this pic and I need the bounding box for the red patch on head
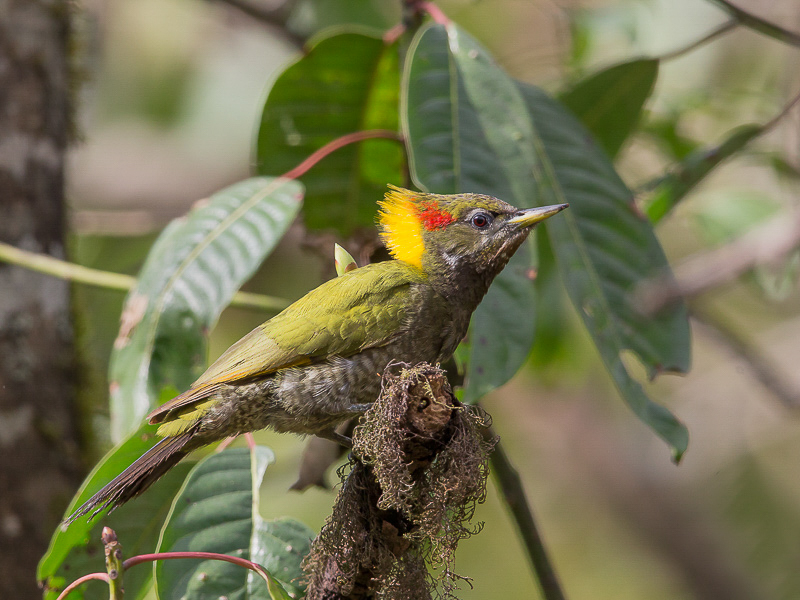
[417,201,455,230]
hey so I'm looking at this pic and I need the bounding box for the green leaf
[155,447,313,600]
[645,114,700,161]
[402,22,539,404]
[37,424,195,600]
[644,124,763,223]
[529,231,572,367]
[460,248,537,403]
[256,30,404,234]
[108,178,303,442]
[519,82,691,460]
[559,59,659,159]
[265,573,294,600]
[402,22,689,457]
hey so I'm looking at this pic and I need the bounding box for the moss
[304,363,495,599]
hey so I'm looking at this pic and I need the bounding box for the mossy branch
[304,363,494,599]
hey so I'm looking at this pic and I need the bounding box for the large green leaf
[108,178,303,442]
[519,82,691,460]
[403,23,690,457]
[559,59,659,159]
[155,447,313,600]
[402,22,538,404]
[256,30,404,234]
[37,424,194,600]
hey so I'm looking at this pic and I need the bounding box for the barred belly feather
[205,344,424,436]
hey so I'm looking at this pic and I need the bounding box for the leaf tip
[628,198,648,221]
[671,442,687,465]
[668,422,689,464]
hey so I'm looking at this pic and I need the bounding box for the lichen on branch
[303,362,495,600]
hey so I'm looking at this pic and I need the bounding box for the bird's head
[378,185,567,302]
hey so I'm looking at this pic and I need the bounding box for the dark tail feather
[64,433,193,526]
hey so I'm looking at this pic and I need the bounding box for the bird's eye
[470,212,493,230]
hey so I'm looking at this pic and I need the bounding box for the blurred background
[10,0,800,598]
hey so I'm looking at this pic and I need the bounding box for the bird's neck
[419,253,496,315]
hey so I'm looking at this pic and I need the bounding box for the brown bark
[0,1,83,598]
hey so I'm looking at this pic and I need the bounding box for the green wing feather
[148,261,425,430]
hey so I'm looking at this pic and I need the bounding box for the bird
[66,185,567,523]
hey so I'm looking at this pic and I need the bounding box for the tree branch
[658,19,738,61]
[305,364,493,599]
[692,308,800,409]
[213,0,304,47]
[706,0,800,46]
[484,426,567,600]
[636,209,800,314]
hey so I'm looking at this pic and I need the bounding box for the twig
[640,87,800,222]
[761,87,800,131]
[103,527,124,600]
[484,426,567,600]
[214,0,304,47]
[659,19,738,61]
[1,130,404,310]
[55,573,110,600]
[706,0,800,47]
[0,241,290,312]
[1,131,404,309]
[419,1,450,25]
[123,551,272,585]
[692,309,800,409]
[281,129,403,180]
[637,209,800,314]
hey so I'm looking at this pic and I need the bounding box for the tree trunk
[0,1,83,598]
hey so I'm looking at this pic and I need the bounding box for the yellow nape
[378,186,425,269]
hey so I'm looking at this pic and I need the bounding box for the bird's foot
[318,430,353,448]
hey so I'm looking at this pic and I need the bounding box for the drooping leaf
[644,124,763,223]
[256,30,404,234]
[529,230,572,368]
[155,446,313,600]
[38,424,195,600]
[108,178,303,442]
[519,82,692,460]
[403,22,690,458]
[559,59,659,159]
[403,22,538,404]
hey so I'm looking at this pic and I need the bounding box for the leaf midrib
[138,178,296,399]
